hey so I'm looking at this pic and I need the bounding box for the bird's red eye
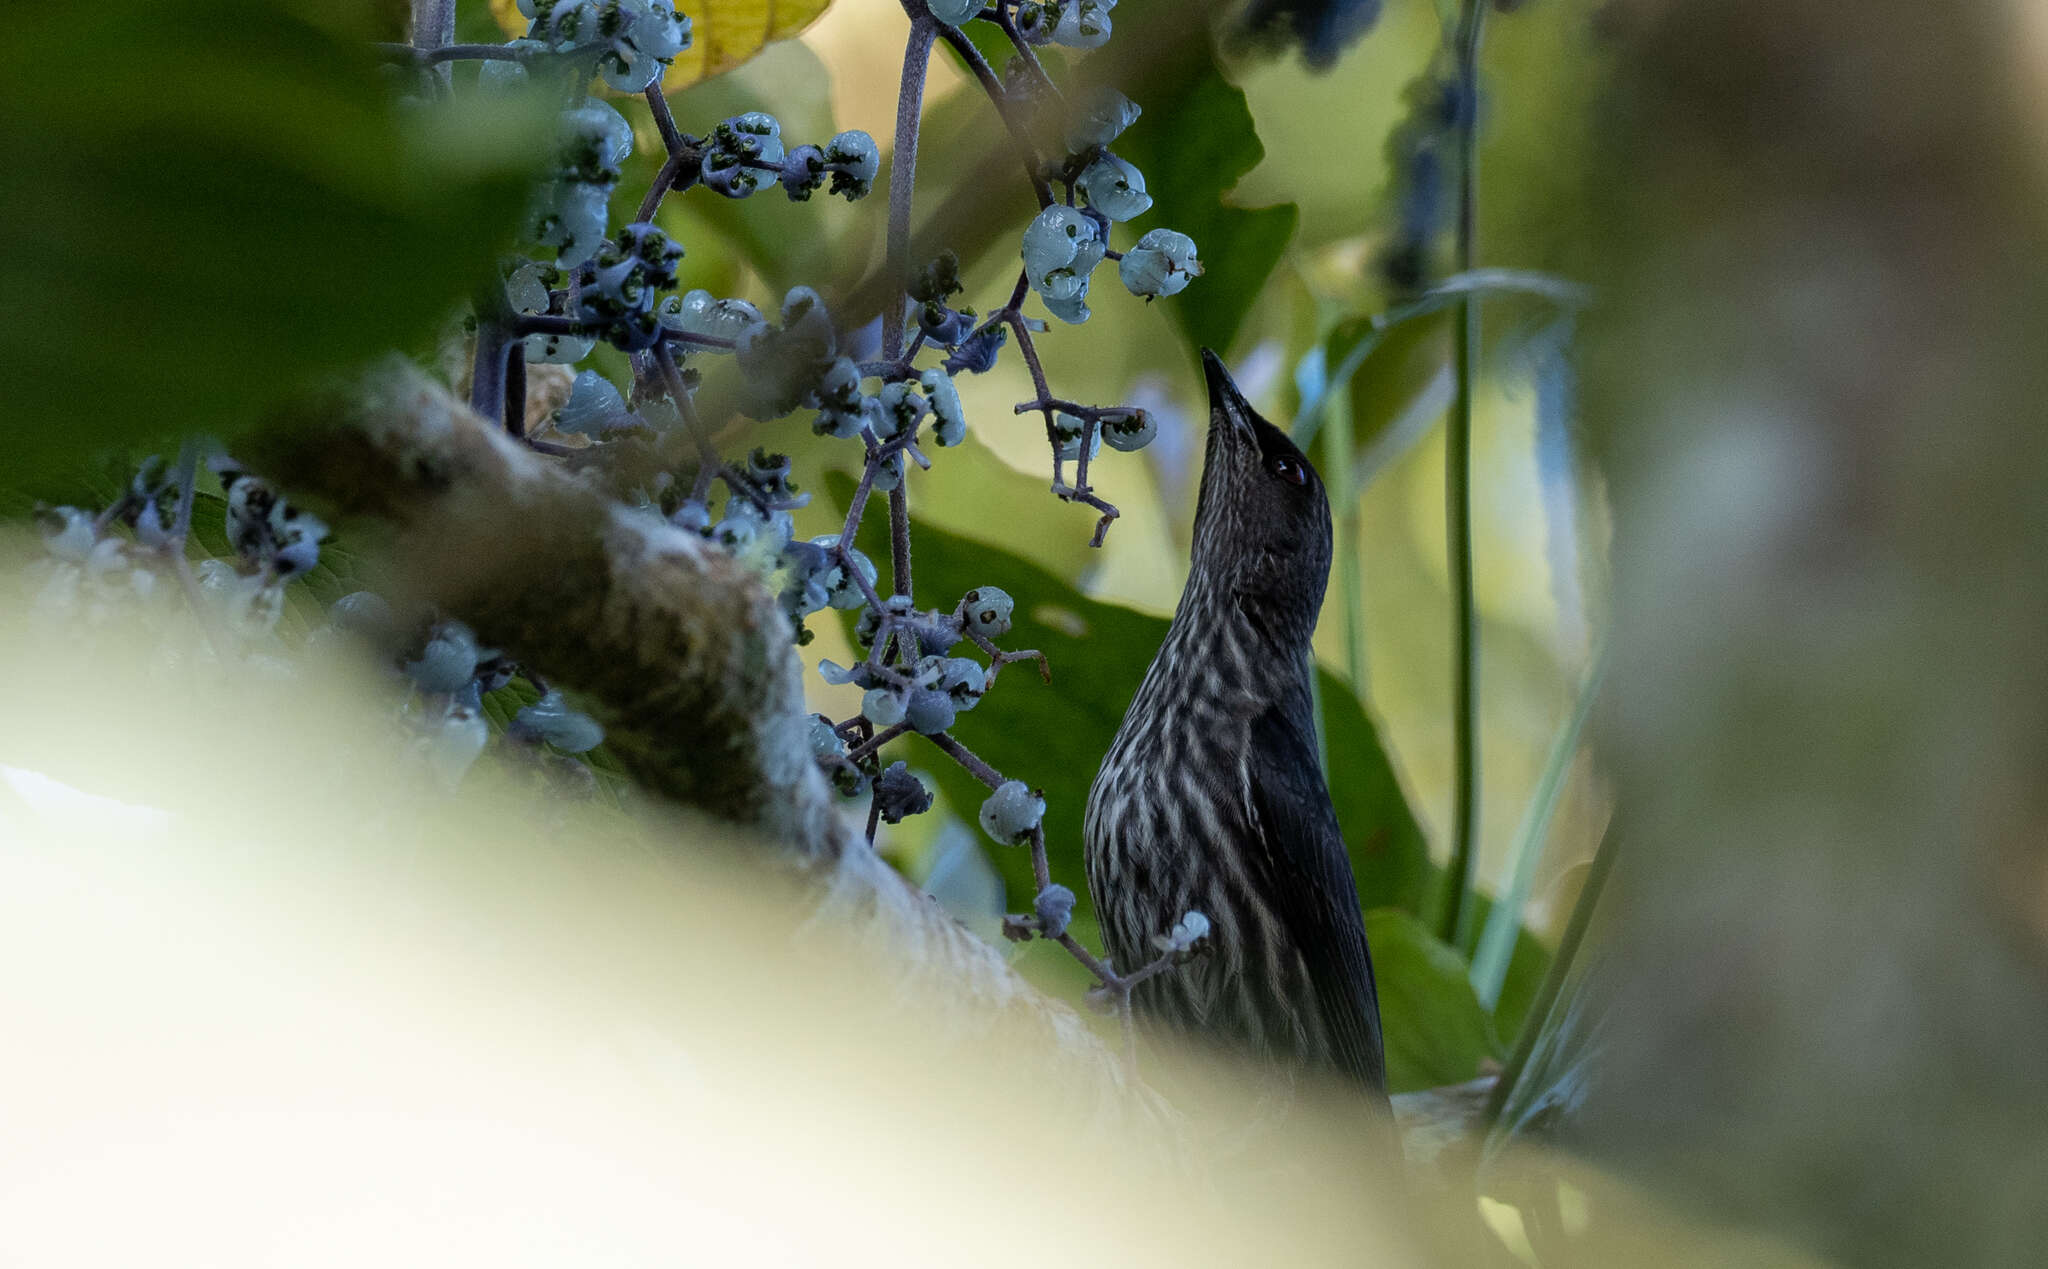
[1271,455,1309,486]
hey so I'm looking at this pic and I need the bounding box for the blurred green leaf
[0,0,545,492]
[1366,907,1499,1093]
[1460,887,1552,1045]
[833,474,1431,931]
[1112,25,1298,360]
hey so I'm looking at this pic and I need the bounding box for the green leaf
[829,472,1430,932]
[1459,887,1553,1045]
[1365,907,1499,1093]
[0,1,546,492]
[1110,23,1298,360]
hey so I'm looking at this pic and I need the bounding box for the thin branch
[643,83,690,160]
[1438,0,1489,949]
[378,41,525,64]
[882,11,939,361]
[995,6,1059,97]
[846,722,911,765]
[635,151,695,223]
[881,8,939,598]
[405,1,458,86]
[470,318,512,430]
[888,485,913,596]
[505,342,528,439]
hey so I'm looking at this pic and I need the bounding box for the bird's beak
[1201,348,1257,444]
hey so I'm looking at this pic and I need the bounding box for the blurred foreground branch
[249,361,1132,1094]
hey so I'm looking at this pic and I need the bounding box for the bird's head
[1189,348,1333,648]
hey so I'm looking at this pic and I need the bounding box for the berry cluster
[516,0,690,93]
[366,0,1213,1009]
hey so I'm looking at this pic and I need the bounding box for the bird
[1083,348,1388,1103]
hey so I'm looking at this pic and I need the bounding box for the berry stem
[883,10,937,362]
[845,722,911,766]
[883,6,938,599]
[643,84,691,161]
[994,6,1059,97]
[1438,0,1488,949]
[635,151,700,223]
[377,41,522,64]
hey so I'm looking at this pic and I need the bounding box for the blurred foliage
[1111,25,1300,362]
[0,0,547,494]
[1367,907,1496,1091]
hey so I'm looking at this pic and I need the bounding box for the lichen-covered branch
[246,360,1148,1097]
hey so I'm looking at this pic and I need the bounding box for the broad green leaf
[0,0,545,492]
[1366,907,1499,1093]
[1109,16,1298,360]
[490,0,834,87]
[831,474,1431,935]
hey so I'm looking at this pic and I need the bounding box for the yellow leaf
[489,0,834,89]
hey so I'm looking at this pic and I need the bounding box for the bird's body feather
[1084,350,1387,1100]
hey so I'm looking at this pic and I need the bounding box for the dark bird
[1084,349,1388,1101]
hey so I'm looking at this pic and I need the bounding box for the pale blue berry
[978,780,1045,846]
[779,144,826,199]
[809,714,846,759]
[37,506,96,563]
[406,621,481,694]
[874,381,928,441]
[720,111,784,164]
[903,688,956,735]
[671,499,712,534]
[1077,153,1151,221]
[920,369,967,446]
[330,590,397,641]
[1053,411,1101,461]
[1064,88,1141,152]
[822,131,880,199]
[810,536,878,608]
[926,0,983,25]
[554,370,630,435]
[514,689,606,753]
[1053,0,1113,49]
[1034,883,1076,937]
[863,686,909,728]
[960,586,1014,638]
[660,289,767,343]
[1118,228,1202,298]
[1156,910,1212,955]
[1100,408,1157,452]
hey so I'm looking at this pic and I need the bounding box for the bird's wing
[1241,700,1389,1094]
